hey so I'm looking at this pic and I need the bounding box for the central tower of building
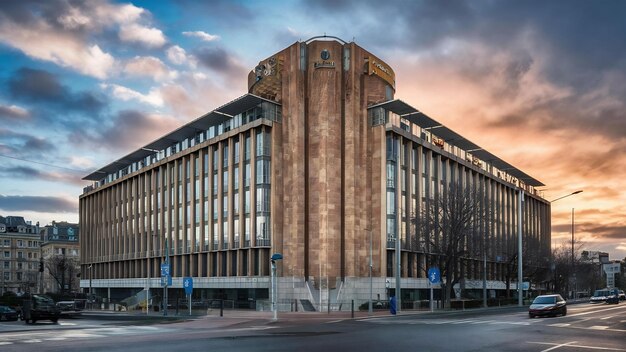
[248,36,396,297]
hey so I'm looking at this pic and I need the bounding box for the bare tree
[19,271,38,293]
[552,239,589,298]
[45,255,79,294]
[414,180,490,308]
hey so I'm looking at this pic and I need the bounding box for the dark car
[605,289,620,304]
[22,294,61,324]
[0,305,19,321]
[529,294,567,318]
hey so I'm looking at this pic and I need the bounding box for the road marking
[568,305,626,317]
[529,341,626,351]
[536,340,578,352]
[451,319,477,324]
[549,323,570,327]
[601,316,613,320]
[0,342,14,346]
[589,326,609,330]
[23,339,43,343]
[325,320,344,324]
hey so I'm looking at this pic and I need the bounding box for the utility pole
[369,229,373,315]
[163,237,169,316]
[518,188,524,307]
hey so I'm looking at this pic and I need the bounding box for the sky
[0,0,624,260]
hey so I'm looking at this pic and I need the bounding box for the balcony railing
[256,239,271,247]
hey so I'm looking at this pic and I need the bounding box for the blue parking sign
[428,267,441,284]
[183,277,193,295]
[161,263,170,277]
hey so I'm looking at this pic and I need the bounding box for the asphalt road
[1,303,625,352]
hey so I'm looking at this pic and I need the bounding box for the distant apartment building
[0,216,41,295]
[80,37,550,308]
[40,221,80,293]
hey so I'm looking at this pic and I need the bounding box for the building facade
[40,221,80,294]
[0,216,41,295]
[80,37,550,308]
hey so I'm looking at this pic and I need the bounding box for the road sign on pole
[183,277,193,295]
[428,267,441,284]
[160,275,172,287]
[428,268,440,312]
[161,263,170,277]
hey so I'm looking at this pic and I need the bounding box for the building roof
[369,99,544,187]
[83,94,279,181]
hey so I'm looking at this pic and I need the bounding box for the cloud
[124,56,178,81]
[0,22,115,79]
[0,166,84,186]
[183,31,220,42]
[8,67,107,112]
[0,129,56,156]
[159,73,240,120]
[194,46,247,80]
[71,110,181,152]
[0,104,30,121]
[102,83,163,107]
[119,23,167,48]
[0,195,77,213]
[166,45,197,67]
[0,1,167,78]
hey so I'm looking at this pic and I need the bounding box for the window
[256,159,270,184]
[4,251,10,258]
[256,187,270,212]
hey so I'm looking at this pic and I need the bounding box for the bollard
[220,299,223,317]
[351,300,354,319]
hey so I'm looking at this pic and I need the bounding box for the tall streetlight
[270,253,283,321]
[89,264,93,310]
[549,190,582,297]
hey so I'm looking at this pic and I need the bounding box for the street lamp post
[549,190,582,297]
[518,188,524,307]
[571,208,576,298]
[369,229,373,315]
[89,264,93,310]
[270,253,283,321]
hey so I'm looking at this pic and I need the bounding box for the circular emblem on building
[321,49,330,60]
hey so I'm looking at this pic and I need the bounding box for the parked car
[0,305,19,321]
[22,294,61,324]
[618,290,626,301]
[529,294,567,318]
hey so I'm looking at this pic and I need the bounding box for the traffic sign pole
[430,282,433,312]
[428,267,440,312]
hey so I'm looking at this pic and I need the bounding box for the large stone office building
[80,37,550,308]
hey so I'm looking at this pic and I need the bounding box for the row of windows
[82,127,273,260]
[2,260,39,270]
[2,251,40,259]
[384,133,549,262]
[0,239,40,248]
[95,103,280,189]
